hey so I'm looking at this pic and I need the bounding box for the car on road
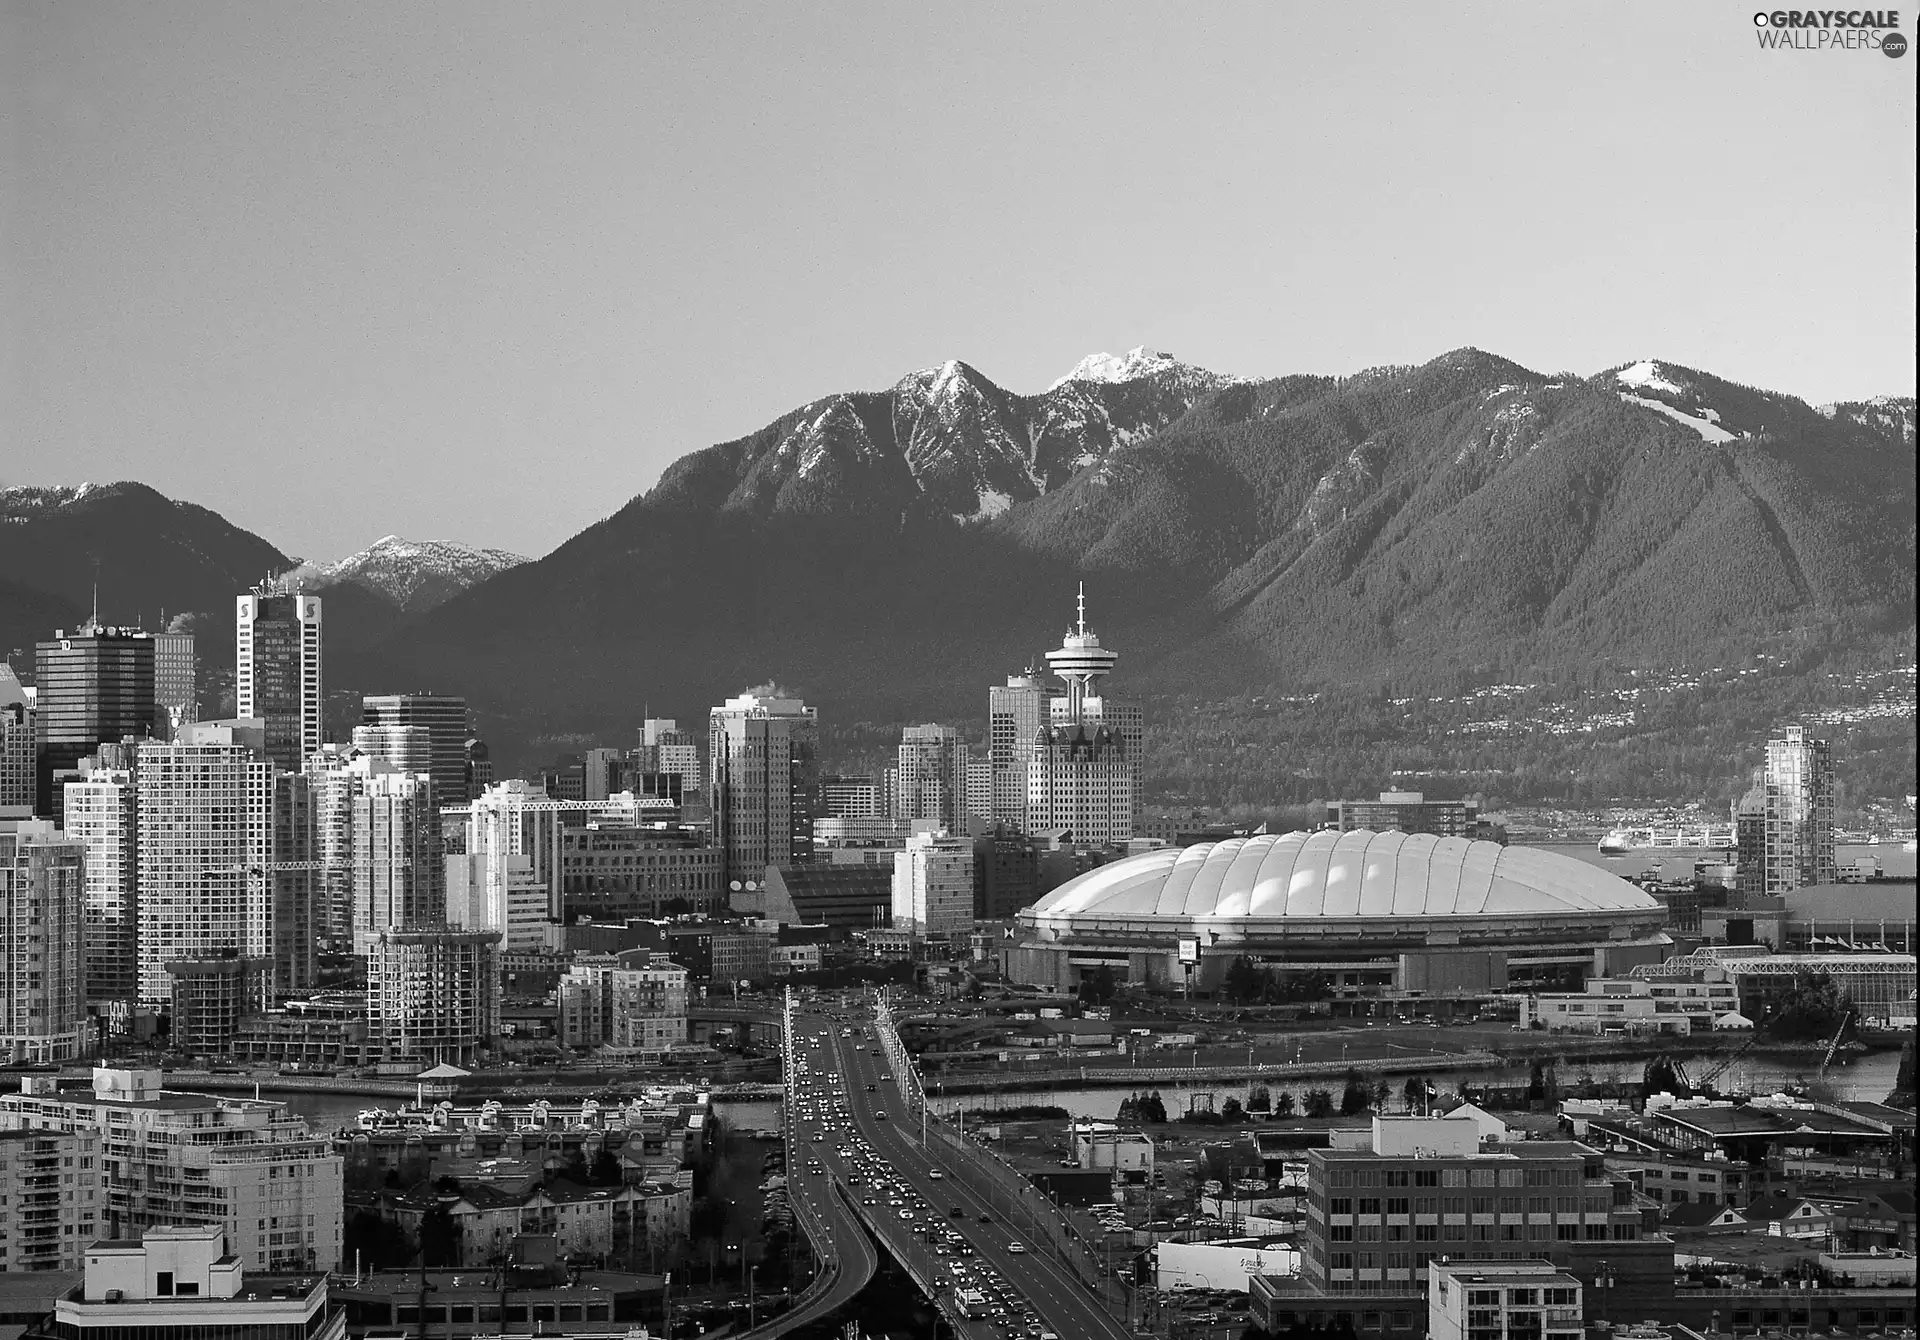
[1006,1240,1025,1253]
[928,1169,943,1179]
[978,1213,993,1223]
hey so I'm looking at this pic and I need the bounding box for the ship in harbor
[1598,824,1736,856]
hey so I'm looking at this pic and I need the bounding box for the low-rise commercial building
[1520,976,1740,1035]
[1427,1260,1583,1340]
[28,1224,345,1340]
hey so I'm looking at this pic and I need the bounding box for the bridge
[728,990,1136,1339]
[728,996,877,1339]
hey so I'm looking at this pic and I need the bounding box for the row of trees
[1118,1071,1439,1124]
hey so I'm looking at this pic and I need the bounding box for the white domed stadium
[1006,830,1670,997]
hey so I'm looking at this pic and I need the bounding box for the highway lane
[789,1012,1004,1340]
[732,1005,879,1339]
[807,1007,1135,1340]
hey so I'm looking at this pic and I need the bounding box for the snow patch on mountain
[1617,393,1737,444]
[1614,360,1687,396]
[297,536,528,613]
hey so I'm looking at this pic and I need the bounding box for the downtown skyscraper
[894,722,969,834]
[709,689,819,888]
[32,621,159,819]
[236,585,323,773]
[1025,586,1137,844]
[360,693,478,806]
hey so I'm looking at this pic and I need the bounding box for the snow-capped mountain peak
[1050,346,1199,390]
[294,535,528,614]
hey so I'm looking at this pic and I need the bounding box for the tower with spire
[1011,584,1142,845]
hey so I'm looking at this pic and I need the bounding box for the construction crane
[210,861,346,876]
[1816,1011,1853,1083]
[1659,1030,1762,1098]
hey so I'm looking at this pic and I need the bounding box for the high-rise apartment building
[462,779,567,930]
[0,664,34,810]
[895,723,969,832]
[351,765,445,953]
[152,629,197,739]
[134,723,275,1011]
[0,1067,344,1270]
[167,955,274,1055]
[366,927,501,1067]
[891,829,977,935]
[272,770,318,994]
[33,623,159,819]
[0,816,87,1061]
[63,760,140,1024]
[709,691,819,886]
[307,743,361,945]
[0,1126,103,1271]
[361,693,476,805]
[349,722,433,778]
[1763,723,1837,894]
[988,672,1047,829]
[235,588,322,774]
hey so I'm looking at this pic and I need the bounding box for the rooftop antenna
[1077,580,1087,636]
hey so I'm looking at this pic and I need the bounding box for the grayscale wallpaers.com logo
[1752,8,1908,53]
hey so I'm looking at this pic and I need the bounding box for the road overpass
[831,997,1136,1340]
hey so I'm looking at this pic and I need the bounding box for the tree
[1274,1090,1297,1118]
[1220,1097,1246,1123]
[1302,1088,1335,1118]
[1403,1075,1432,1115]
[1141,1090,1169,1124]
[1340,1070,1373,1116]
[1641,1055,1688,1101]
[1765,971,1855,1041]
[1222,956,1266,1005]
[1202,1144,1235,1188]
[419,1203,461,1267]
[589,1147,624,1186]
[1247,1085,1272,1114]
[1079,964,1118,1006]
[1891,1038,1916,1108]
[344,1209,414,1270]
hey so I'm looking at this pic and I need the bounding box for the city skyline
[5,5,1913,559]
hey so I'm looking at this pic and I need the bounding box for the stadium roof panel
[1028,830,1656,922]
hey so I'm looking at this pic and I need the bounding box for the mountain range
[2,346,1912,793]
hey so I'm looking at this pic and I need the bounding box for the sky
[3,2,1914,562]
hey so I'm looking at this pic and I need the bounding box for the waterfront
[926,1048,1907,1121]
[1529,840,1916,881]
[266,1049,1904,1131]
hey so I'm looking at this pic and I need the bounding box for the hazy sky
[4,2,1914,561]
